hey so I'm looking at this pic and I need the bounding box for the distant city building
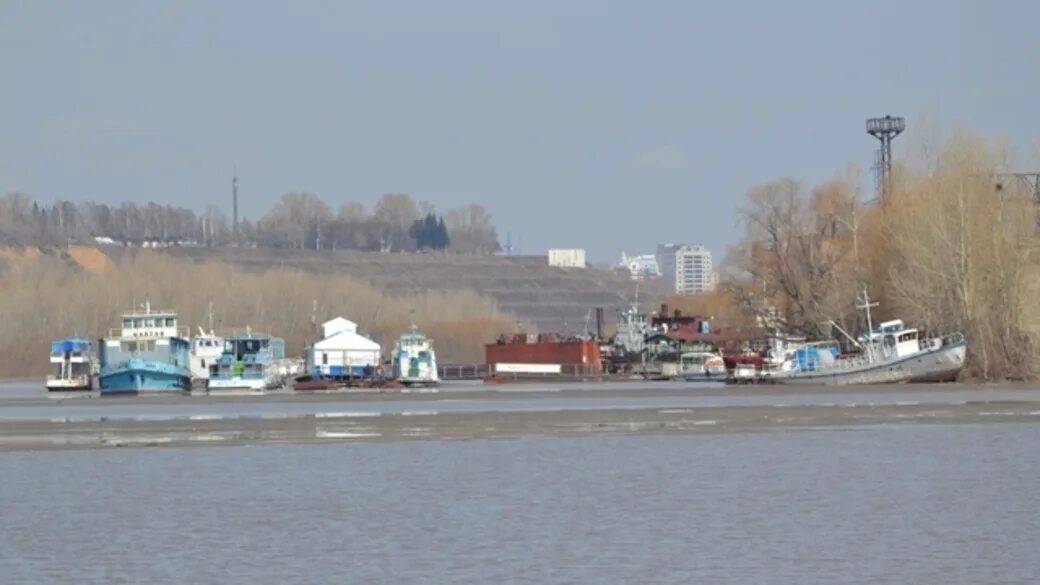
[657,243,715,294]
[617,252,660,280]
[547,248,587,268]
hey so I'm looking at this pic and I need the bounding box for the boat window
[322,353,328,365]
[201,359,206,368]
[166,318,176,327]
[122,318,132,329]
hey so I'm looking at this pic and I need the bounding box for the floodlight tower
[866,115,905,205]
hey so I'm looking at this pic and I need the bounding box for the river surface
[2,380,1040,583]
[1,425,1038,584]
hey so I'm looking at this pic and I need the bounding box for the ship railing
[438,364,489,380]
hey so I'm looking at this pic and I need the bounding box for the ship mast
[857,289,878,337]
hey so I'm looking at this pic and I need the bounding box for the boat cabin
[882,328,921,358]
[112,303,187,340]
[221,334,286,362]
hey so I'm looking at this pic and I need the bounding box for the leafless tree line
[0,191,500,255]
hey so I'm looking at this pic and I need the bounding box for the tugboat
[98,302,192,395]
[45,338,96,391]
[391,325,439,387]
[207,329,289,392]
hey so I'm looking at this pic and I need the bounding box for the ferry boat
[207,329,289,392]
[45,338,96,391]
[744,291,967,386]
[678,351,727,381]
[391,325,439,387]
[190,327,224,388]
[98,303,192,395]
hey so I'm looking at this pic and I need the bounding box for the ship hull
[754,340,967,386]
[680,367,727,382]
[99,360,191,395]
[45,376,93,391]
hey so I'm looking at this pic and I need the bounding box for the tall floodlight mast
[866,115,905,205]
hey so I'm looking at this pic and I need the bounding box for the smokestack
[595,307,604,340]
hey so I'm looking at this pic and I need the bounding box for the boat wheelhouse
[208,330,288,392]
[46,338,95,391]
[190,328,225,385]
[391,325,439,386]
[98,303,191,394]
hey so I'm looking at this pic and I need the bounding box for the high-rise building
[657,243,714,294]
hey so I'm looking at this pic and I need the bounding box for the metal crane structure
[994,172,1040,204]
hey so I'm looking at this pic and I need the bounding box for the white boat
[391,325,439,387]
[759,291,967,385]
[46,338,96,391]
[678,351,727,381]
[190,327,224,387]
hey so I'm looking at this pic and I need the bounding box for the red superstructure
[485,333,602,377]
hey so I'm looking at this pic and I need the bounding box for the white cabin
[305,317,382,377]
[883,328,921,358]
[112,302,188,340]
[190,329,224,380]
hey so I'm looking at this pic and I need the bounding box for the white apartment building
[657,243,715,294]
[547,248,587,268]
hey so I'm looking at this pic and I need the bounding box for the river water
[2,423,1039,584]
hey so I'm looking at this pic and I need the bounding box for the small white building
[617,252,660,280]
[548,248,587,268]
[305,317,382,378]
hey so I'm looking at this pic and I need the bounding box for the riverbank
[3,382,1039,451]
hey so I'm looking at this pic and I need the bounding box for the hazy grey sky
[3,1,1038,262]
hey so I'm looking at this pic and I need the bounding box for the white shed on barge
[304,318,382,378]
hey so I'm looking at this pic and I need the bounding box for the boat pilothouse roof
[397,324,432,346]
[50,338,93,363]
[110,301,189,340]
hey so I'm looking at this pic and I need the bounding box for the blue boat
[98,303,192,395]
[208,329,288,392]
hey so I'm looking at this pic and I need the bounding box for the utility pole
[232,167,239,239]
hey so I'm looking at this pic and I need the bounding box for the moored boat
[207,329,290,392]
[391,325,439,387]
[45,338,96,391]
[738,291,967,386]
[98,303,192,395]
[678,351,727,381]
[190,327,224,389]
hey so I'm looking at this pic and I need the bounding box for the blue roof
[51,338,92,352]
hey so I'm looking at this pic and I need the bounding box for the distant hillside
[106,247,670,333]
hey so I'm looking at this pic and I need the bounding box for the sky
[3,0,1039,264]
